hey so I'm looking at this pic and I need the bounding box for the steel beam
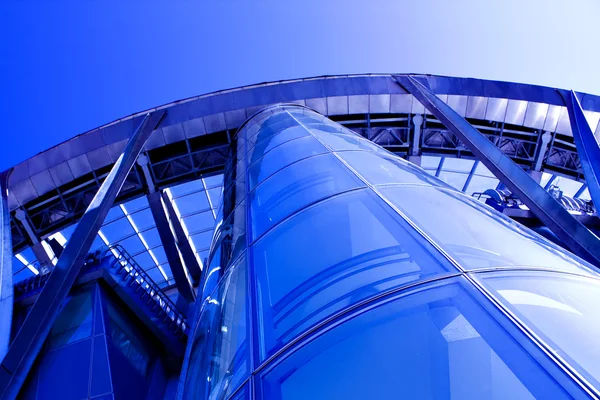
[0,171,13,363]
[147,191,195,303]
[462,161,479,193]
[161,191,202,282]
[0,111,165,400]
[563,90,600,207]
[13,210,53,271]
[396,75,600,266]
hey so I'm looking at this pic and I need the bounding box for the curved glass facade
[182,105,600,399]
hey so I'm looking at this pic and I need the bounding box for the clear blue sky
[1,0,599,171]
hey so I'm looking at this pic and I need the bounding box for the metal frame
[160,191,202,282]
[0,111,165,399]
[147,191,195,303]
[396,75,600,266]
[564,90,600,207]
[0,171,13,362]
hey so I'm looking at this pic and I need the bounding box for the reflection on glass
[479,271,600,390]
[379,185,596,275]
[311,130,381,152]
[252,189,453,359]
[183,258,249,400]
[247,135,327,191]
[49,290,93,349]
[338,151,451,188]
[105,298,153,377]
[259,279,570,400]
[250,154,363,240]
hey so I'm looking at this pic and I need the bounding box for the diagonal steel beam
[147,191,195,303]
[0,171,13,363]
[0,111,165,400]
[396,75,600,266]
[161,191,202,282]
[563,90,600,208]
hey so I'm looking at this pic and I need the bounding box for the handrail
[105,244,189,334]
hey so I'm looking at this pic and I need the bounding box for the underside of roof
[7,73,600,287]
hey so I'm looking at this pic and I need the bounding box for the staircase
[104,244,189,339]
[14,244,190,358]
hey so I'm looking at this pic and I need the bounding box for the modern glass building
[2,74,600,399]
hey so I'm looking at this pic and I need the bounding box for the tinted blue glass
[258,278,571,400]
[379,186,597,275]
[247,126,310,161]
[247,135,328,191]
[338,150,451,188]
[311,130,382,152]
[478,271,600,390]
[252,189,453,359]
[229,382,250,400]
[183,258,249,400]
[249,154,364,240]
[49,290,93,348]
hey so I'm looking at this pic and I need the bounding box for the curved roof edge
[6,73,599,250]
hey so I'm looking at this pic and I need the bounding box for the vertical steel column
[147,191,195,303]
[0,171,13,363]
[0,111,165,400]
[530,132,552,183]
[396,75,600,266]
[408,114,423,166]
[161,191,202,282]
[563,90,600,207]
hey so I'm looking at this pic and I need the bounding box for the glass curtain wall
[182,105,600,400]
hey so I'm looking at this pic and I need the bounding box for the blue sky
[1,0,599,171]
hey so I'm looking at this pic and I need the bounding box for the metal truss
[8,111,588,256]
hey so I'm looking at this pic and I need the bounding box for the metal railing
[104,244,189,337]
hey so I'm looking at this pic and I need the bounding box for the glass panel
[102,217,135,242]
[438,171,469,191]
[421,155,442,170]
[311,130,381,152]
[146,267,166,284]
[207,187,223,209]
[184,211,216,234]
[578,188,591,201]
[539,172,554,188]
[253,189,453,359]
[170,179,206,198]
[379,186,596,275]
[123,196,149,213]
[259,278,571,400]
[104,207,125,224]
[105,297,153,377]
[442,158,475,172]
[152,246,168,265]
[49,290,93,348]
[247,135,327,191]
[203,174,224,188]
[115,235,145,256]
[475,161,495,178]
[466,175,499,196]
[183,258,249,400]
[133,252,155,270]
[249,154,364,240]
[142,228,162,249]
[129,208,155,231]
[191,230,214,252]
[553,177,584,197]
[248,125,310,162]
[479,271,600,390]
[175,192,211,217]
[337,151,450,188]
